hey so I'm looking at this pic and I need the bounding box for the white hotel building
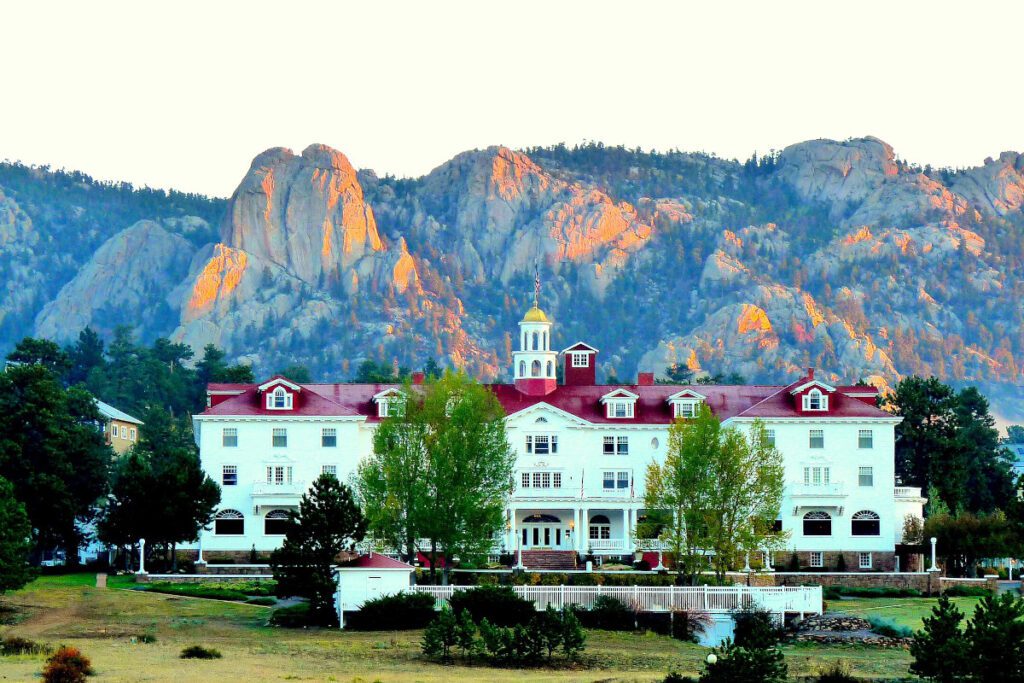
[191,303,925,571]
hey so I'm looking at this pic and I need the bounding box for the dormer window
[601,389,639,419]
[571,352,589,368]
[667,389,707,420]
[258,377,301,411]
[373,388,406,418]
[802,389,828,411]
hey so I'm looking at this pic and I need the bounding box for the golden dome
[522,305,549,323]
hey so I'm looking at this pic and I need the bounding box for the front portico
[506,506,643,556]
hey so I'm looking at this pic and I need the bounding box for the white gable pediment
[372,388,405,403]
[258,376,302,392]
[504,402,591,427]
[600,388,639,403]
[789,379,836,395]
[667,389,707,401]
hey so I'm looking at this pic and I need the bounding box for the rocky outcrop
[35,220,197,341]
[952,151,1024,215]
[222,144,384,287]
[777,136,899,209]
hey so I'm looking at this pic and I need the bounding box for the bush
[136,634,157,644]
[578,595,636,631]
[732,606,783,649]
[245,597,276,606]
[269,602,313,628]
[814,661,857,682]
[449,585,535,627]
[943,584,993,597]
[180,645,222,659]
[42,646,93,683]
[698,640,787,683]
[663,670,697,683]
[346,591,436,631]
[867,615,912,638]
[423,605,585,665]
[1,636,49,655]
[142,582,248,602]
[822,585,922,600]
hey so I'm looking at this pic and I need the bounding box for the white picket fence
[410,584,821,616]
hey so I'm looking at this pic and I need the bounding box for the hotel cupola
[513,301,558,396]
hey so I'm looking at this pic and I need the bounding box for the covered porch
[506,506,654,556]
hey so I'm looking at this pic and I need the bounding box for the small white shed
[334,554,415,625]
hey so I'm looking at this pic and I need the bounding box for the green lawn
[0,574,944,681]
[826,595,985,631]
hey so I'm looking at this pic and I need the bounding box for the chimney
[637,372,655,386]
[412,371,425,385]
[807,367,815,380]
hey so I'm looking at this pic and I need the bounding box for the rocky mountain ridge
[2,136,1023,420]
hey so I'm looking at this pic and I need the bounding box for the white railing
[409,585,821,616]
[589,539,627,551]
[789,482,846,497]
[635,539,669,551]
[894,486,923,498]
[251,481,306,496]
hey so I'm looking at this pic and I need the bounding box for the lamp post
[929,536,939,572]
[706,653,718,666]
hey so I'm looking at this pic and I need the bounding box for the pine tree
[0,476,33,593]
[910,595,969,683]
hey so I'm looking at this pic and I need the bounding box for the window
[223,428,238,447]
[518,360,526,377]
[765,429,776,447]
[858,429,873,449]
[120,425,127,439]
[603,436,628,455]
[675,401,695,418]
[267,387,293,410]
[859,552,873,569]
[532,472,552,488]
[521,472,530,488]
[851,510,880,536]
[272,428,287,448]
[803,511,832,536]
[322,465,337,477]
[129,428,137,442]
[322,428,337,448]
[552,472,562,488]
[604,471,629,490]
[527,435,556,455]
[809,551,824,568]
[222,465,237,486]
[379,398,405,417]
[111,424,118,437]
[531,360,541,377]
[603,436,615,455]
[803,466,830,485]
[858,466,874,487]
[266,465,293,485]
[589,514,611,540]
[214,509,244,535]
[608,400,634,418]
[264,509,291,535]
[803,389,828,411]
[571,352,589,367]
[546,361,553,377]
[809,429,824,449]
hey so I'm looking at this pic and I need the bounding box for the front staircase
[518,550,577,570]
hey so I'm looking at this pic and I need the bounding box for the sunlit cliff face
[185,245,248,319]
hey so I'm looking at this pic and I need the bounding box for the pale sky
[2,0,1022,197]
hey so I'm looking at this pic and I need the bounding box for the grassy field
[0,574,968,682]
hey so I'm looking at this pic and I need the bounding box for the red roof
[341,553,414,570]
[200,375,891,422]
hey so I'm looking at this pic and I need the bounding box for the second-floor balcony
[894,486,925,500]
[789,482,846,498]
[251,481,307,498]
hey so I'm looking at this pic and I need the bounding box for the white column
[509,508,517,553]
[929,536,939,572]
[137,538,147,575]
[625,508,634,552]
[196,529,206,566]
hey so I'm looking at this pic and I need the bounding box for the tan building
[96,400,143,454]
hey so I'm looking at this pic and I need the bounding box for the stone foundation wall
[727,570,939,593]
[774,551,897,572]
[196,564,272,576]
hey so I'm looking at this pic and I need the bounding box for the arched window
[264,509,292,535]
[532,331,539,350]
[518,360,526,377]
[214,509,244,535]
[802,388,827,411]
[522,513,562,524]
[531,360,541,377]
[589,514,611,540]
[267,386,293,409]
[851,510,880,536]
[542,331,548,350]
[546,360,553,377]
[803,510,832,536]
